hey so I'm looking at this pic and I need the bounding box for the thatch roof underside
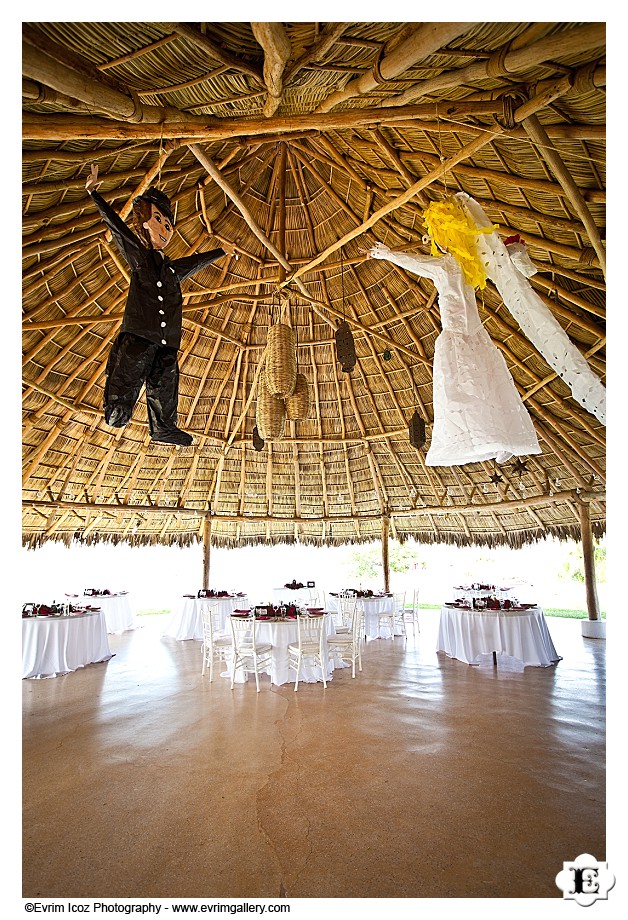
[22,21,606,551]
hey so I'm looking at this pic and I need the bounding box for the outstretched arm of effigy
[367,241,443,283]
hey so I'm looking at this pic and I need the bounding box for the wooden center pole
[382,514,390,594]
[578,500,601,621]
[202,514,212,590]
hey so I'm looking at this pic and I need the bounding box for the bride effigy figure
[368,192,605,466]
[367,195,541,466]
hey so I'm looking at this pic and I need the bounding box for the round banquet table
[162,595,248,641]
[94,593,135,634]
[437,605,561,669]
[22,611,113,679]
[225,615,342,686]
[327,594,401,639]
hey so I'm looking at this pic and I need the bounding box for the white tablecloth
[22,612,113,679]
[437,605,561,668]
[226,615,341,686]
[162,596,248,641]
[327,595,400,638]
[95,594,135,634]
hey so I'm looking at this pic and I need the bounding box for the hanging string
[340,247,347,320]
[156,123,165,188]
[436,102,448,198]
[411,362,419,409]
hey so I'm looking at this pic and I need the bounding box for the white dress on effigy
[369,243,540,466]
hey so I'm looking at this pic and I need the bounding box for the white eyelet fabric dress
[458,192,606,426]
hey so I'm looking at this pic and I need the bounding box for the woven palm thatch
[22,22,606,551]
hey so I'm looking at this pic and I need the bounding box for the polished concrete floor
[22,610,606,900]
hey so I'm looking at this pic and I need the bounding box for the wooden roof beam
[22,28,202,126]
[22,100,509,141]
[315,22,480,114]
[382,23,606,107]
[251,22,292,117]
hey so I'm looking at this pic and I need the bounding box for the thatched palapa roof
[22,22,606,551]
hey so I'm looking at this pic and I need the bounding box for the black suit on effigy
[88,190,225,441]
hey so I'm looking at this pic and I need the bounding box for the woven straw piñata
[285,373,310,421]
[265,323,297,397]
[256,378,286,441]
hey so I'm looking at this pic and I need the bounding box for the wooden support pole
[202,514,212,589]
[578,500,601,622]
[382,514,390,593]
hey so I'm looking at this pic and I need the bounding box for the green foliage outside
[560,543,606,583]
[349,539,606,585]
[349,542,420,579]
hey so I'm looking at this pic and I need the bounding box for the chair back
[351,603,364,640]
[229,614,257,649]
[200,603,221,643]
[393,591,406,613]
[337,594,358,629]
[296,613,326,649]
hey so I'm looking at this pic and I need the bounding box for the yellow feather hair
[423,198,497,290]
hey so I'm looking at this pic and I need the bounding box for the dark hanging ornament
[335,321,356,373]
[383,349,392,361]
[489,472,504,484]
[335,246,356,373]
[252,425,265,451]
[512,458,529,475]
[408,411,426,450]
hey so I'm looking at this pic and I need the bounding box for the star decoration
[512,459,528,475]
[489,472,504,484]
